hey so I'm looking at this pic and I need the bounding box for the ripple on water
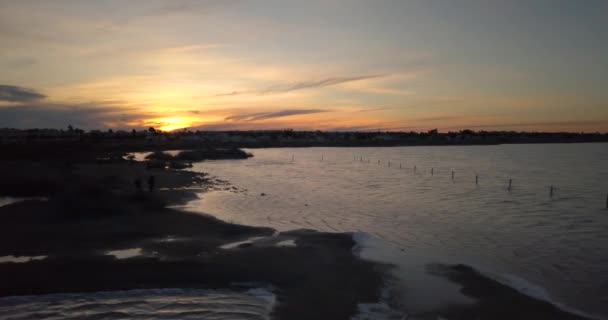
[0,288,276,320]
[173,144,608,316]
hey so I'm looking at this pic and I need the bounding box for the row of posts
[292,153,608,208]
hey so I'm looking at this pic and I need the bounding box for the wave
[0,287,275,320]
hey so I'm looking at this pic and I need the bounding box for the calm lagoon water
[183,143,608,318]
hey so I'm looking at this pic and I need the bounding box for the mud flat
[0,156,385,320]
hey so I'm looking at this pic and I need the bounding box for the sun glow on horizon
[151,117,194,132]
[0,2,607,132]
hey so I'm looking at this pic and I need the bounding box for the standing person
[134,178,142,193]
[148,175,155,192]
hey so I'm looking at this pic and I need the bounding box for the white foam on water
[0,287,276,320]
[355,231,604,319]
[0,255,46,263]
[159,235,182,243]
[471,266,607,320]
[0,196,47,207]
[276,239,297,247]
[106,248,143,259]
[351,288,408,320]
[220,236,266,249]
[246,287,277,312]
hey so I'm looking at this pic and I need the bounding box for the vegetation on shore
[145,148,252,162]
[2,127,607,149]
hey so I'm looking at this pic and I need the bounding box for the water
[181,143,608,317]
[0,197,47,208]
[0,288,275,320]
[0,255,46,263]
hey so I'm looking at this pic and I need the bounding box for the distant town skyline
[1,0,607,132]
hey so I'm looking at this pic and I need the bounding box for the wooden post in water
[400,163,402,169]
[508,179,512,191]
[321,155,323,161]
[451,170,454,180]
[388,161,391,167]
[475,175,478,185]
[414,166,417,173]
[378,160,380,165]
[292,154,294,161]
[431,168,434,175]
[550,185,554,198]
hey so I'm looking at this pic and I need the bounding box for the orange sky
[0,1,607,132]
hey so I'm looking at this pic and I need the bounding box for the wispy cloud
[225,109,329,121]
[353,107,392,113]
[150,0,238,16]
[0,84,46,102]
[458,120,608,130]
[215,74,386,97]
[265,74,386,94]
[214,91,249,97]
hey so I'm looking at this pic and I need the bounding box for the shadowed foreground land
[425,264,590,320]
[0,148,595,320]
[0,158,385,320]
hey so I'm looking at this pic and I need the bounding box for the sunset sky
[0,0,607,132]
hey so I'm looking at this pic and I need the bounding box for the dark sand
[0,158,385,320]
[422,263,591,320]
[0,147,595,319]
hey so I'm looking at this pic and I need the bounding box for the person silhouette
[148,175,155,192]
[134,178,142,193]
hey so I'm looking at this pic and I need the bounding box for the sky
[0,0,607,132]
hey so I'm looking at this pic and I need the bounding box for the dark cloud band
[215,74,386,97]
[0,85,46,102]
[225,109,328,121]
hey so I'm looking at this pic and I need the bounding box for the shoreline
[0,157,386,319]
[0,148,600,319]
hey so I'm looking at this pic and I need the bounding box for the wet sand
[0,159,385,320]
[424,263,590,320]
[0,149,596,319]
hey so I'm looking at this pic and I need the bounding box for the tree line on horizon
[0,126,606,143]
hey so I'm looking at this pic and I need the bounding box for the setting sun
[153,117,193,132]
[1,1,608,319]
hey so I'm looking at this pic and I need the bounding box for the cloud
[0,102,147,129]
[266,74,386,93]
[215,74,386,97]
[214,91,249,97]
[353,107,392,113]
[225,109,328,121]
[458,120,608,130]
[147,0,240,17]
[0,85,46,102]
